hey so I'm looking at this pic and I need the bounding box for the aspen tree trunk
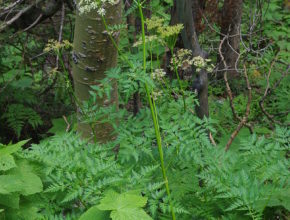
[72,1,122,142]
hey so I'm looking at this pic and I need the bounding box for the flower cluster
[152,91,163,101]
[192,56,214,72]
[171,49,193,71]
[78,0,116,15]
[146,16,165,31]
[133,35,161,47]
[145,16,183,48]
[152,69,166,80]
[171,49,214,73]
[44,39,72,53]
[158,24,184,40]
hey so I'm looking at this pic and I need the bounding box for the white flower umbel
[152,69,166,80]
[97,8,106,16]
[78,0,117,15]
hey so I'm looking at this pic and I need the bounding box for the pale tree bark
[172,0,209,118]
[218,0,243,78]
[72,1,122,142]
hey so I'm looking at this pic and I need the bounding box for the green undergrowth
[9,99,288,219]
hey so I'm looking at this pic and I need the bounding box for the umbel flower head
[78,0,117,15]
[171,49,214,73]
[145,16,183,49]
[152,69,166,80]
[44,39,72,53]
[133,35,162,47]
[146,16,165,31]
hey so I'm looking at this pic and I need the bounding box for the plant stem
[138,2,176,220]
[101,10,175,219]
[102,17,133,69]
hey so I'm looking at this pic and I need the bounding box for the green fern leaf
[97,190,152,220]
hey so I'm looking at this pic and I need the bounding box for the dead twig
[56,2,66,69]
[225,65,252,151]
[63,115,71,132]
[22,14,43,32]
[0,0,24,17]
[219,35,253,133]
[0,0,44,32]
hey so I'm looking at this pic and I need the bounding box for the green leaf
[0,194,20,209]
[0,139,30,157]
[48,118,67,135]
[0,155,16,171]
[79,206,110,220]
[8,160,43,196]
[98,190,148,210]
[110,208,152,220]
[19,172,43,196]
[0,175,23,194]
[97,191,152,220]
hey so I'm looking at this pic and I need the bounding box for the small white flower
[97,8,106,16]
[206,67,213,72]
[152,91,163,101]
[152,69,166,80]
[78,0,116,14]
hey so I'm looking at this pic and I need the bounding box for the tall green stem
[101,7,176,219]
[138,3,176,220]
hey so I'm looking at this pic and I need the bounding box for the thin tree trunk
[125,0,141,115]
[72,1,122,142]
[218,0,243,78]
[172,0,209,118]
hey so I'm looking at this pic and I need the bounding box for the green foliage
[23,105,289,220]
[79,206,110,220]
[0,57,43,138]
[0,32,73,142]
[80,190,152,220]
[262,0,290,60]
[194,126,290,220]
[1,1,289,220]
[0,140,43,220]
[23,86,214,219]
[2,104,43,138]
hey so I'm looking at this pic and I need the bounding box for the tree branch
[225,65,252,151]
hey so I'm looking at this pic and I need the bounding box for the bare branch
[225,65,252,151]
[0,0,44,32]
[219,35,253,134]
[22,14,43,32]
[56,2,66,69]
[0,0,24,16]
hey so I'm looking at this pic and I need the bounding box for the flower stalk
[101,3,176,218]
[138,2,176,220]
